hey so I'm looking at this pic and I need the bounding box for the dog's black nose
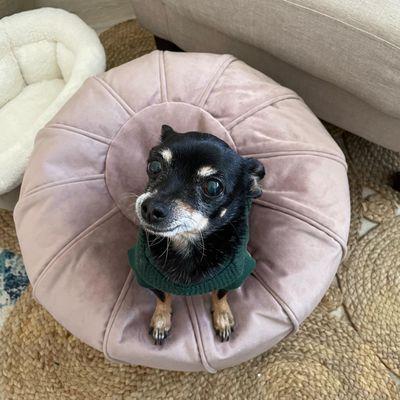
[141,199,169,223]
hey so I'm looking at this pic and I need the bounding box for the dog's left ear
[161,125,176,142]
[245,157,265,198]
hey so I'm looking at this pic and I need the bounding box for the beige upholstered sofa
[131,0,400,152]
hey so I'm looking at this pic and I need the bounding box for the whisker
[157,238,170,260]
[148,235,164,247]
[199,230,206,261]
[163,239,170,268]
[144,230,151,250]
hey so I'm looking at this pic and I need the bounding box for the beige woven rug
[1,20,400,399]
[0,210,19,254]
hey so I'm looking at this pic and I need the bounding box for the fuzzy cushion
[0,8,105,195]
[14,51,350,372]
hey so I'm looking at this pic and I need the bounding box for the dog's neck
[171,236,193,258]
[146,209,247,285]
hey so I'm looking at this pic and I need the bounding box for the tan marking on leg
[150,293,172,345]
[211,291,235,342]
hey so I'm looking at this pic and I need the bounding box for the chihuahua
[133,125,265,344]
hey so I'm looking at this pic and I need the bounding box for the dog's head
[135,125,265,240]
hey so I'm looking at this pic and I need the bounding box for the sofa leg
[155,36,183,52]
[393,172,400,192]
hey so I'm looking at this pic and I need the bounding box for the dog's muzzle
[135,192,209,237]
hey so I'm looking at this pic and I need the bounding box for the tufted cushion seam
[185,296,217,373]
[103,269,135,363]
[251,271,299,332]
[159,51,168,102]
[32,206,120,296]
[196,55,237,108]
[244,150,347,170]
[104,115,140,212]
[254,199,347,257]
[22,174,104,199]
[225,92,301,130]
[93,76,135,116]
[46,124,113,145]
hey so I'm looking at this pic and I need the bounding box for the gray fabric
[0,1,133,32]
[131,0,400,151]
[0,0,31,18]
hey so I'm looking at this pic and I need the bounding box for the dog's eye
[203,179,223,197]
[147,160,162,175]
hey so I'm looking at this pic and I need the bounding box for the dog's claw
[149,313,171,345]
[213,310,235,342]
[216,325,233,342]
[150,326,170,345]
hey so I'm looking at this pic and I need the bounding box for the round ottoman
[14,51,350,372]
[0,8,105,196]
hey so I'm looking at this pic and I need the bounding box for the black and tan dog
[134,125,265,344]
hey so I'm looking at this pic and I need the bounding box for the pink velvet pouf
[14,51,350,372]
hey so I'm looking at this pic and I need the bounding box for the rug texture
[0,210,19,254]
[1,287,398,400]
[0,19,399,400]
[0,249,28,328]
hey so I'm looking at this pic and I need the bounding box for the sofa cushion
[133,0,400,120]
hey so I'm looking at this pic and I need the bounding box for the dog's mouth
[140,222,183,237]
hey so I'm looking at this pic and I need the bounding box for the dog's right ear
[161,125,176,142]
[245,157,266,198]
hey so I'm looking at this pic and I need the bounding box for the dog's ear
[161,125,176,142]
[246,157,265,198]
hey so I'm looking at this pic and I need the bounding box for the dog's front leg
[149,289,172,345]
[211,290,235,342]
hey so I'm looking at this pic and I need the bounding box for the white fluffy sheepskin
[0,8,106,195]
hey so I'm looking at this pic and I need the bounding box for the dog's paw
[149,311,171,345]
[212,309,235,342]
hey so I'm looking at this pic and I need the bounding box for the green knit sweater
[128,205,256,296]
